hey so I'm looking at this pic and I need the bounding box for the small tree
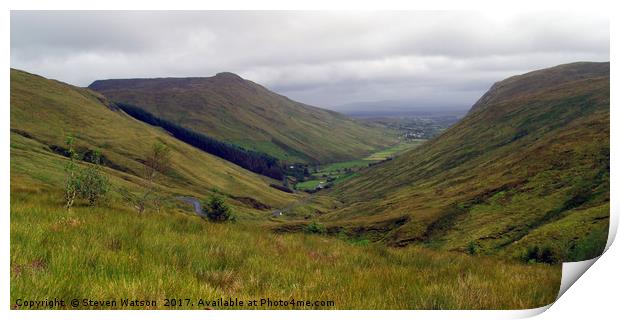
[63,136,110,209]
[144,142,171,187]
[305,221,326,234]
[122,142,171,214]
[141,142,170,213]
[78,150,110,206]
[63,135,80,209]
[204,195,235,222]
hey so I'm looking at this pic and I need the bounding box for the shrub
[63,136,80,209]
[204,195,235,222]
[522,244,562,264]
[523,246,540,264]
[539,246,559,264]
[467,241,479,255]
[63,136,109,208]
[77,151,110,206]
[305,221,326,234]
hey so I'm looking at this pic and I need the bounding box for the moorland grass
[11,187,560,310]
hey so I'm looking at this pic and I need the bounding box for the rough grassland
[11,186,560,310]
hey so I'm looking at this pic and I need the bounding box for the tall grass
[11,188,560,310]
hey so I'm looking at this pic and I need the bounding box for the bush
[63,136,80,209]
[467,241,479,255]
[305,221,326,234]
[204,195,235,222]
[63,136,109,208]
[522,245,562,264]
[77,151,110,206]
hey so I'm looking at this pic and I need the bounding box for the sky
[10,11,609,112]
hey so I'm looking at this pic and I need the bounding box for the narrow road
[176,196,208,218]
[178,194,313,219]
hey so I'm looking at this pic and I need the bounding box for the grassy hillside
[11,191,560,309]
[11,68,562,310]
[10,69,297,215]
[280,62,610,263]
[88,73,397,163]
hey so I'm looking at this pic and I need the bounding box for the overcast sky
[10,11,609,111]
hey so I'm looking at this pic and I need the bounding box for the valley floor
[294,140,425,192]
[11,186,561,310]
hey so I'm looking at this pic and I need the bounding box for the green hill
[10,68,561,309]
[10,68,297,214]
[287,62,610,263]
[88,73,397,163]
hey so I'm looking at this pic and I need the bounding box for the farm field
[294,140,426,191]
[295,179,325,191]
[363,140,427,161]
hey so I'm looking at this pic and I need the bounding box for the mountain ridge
[471,61,610,113]
[89,73,396,163]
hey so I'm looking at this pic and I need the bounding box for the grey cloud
[10,11,609,110]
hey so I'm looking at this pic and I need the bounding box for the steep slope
[305,62,610,262]
[88,73,396,163]
[10,69,297,214]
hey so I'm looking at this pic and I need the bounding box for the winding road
[178,193,314,219]
[176,196,208,218]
